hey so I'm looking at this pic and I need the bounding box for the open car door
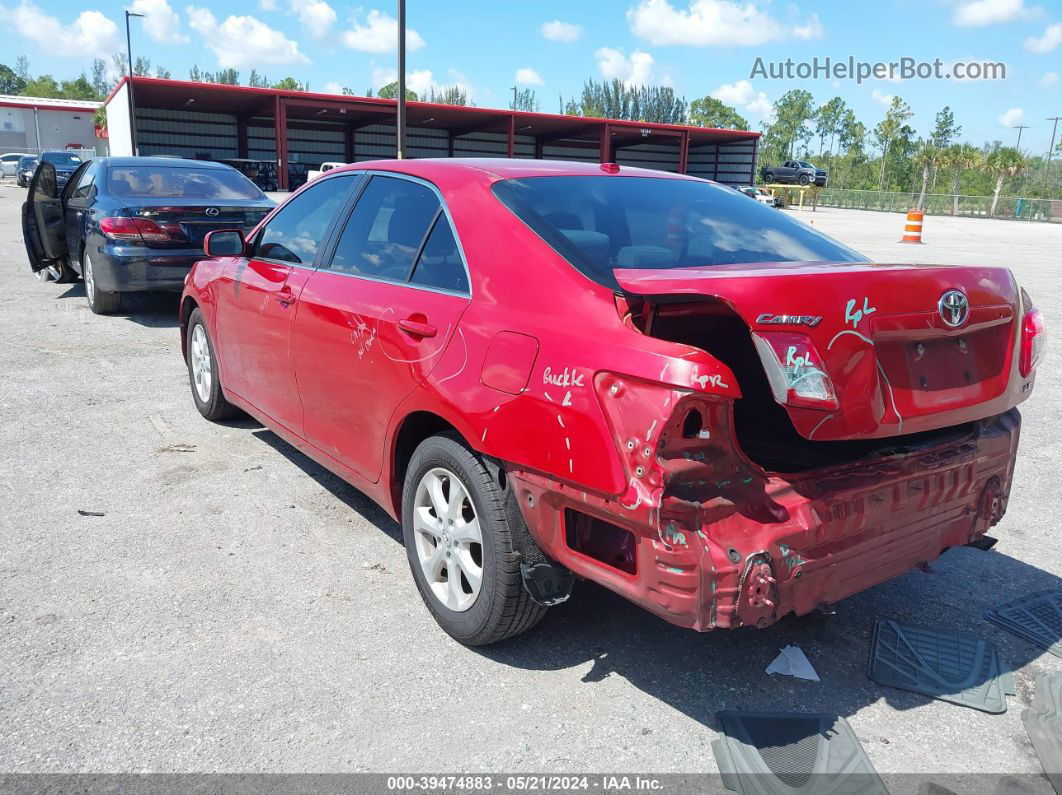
[21,161,67,275]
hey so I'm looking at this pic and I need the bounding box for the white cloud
[627,0,822,47]
[595,47,657,87]
[341,9,424,53]
[1041,71,1059,88]
[128,0,189,44]
[323,81,343,94]
[186,6,309,67]
[952,0,1032,26]
[871,89,894,107]
[0,1,119,57]
[1025,22,1062,53]
[408,69,434,98]
[515,67,543,86]
[711,79,772,122]
[259,0,277,9]
[998,107,1024,126]
[541,19,581,42]
[290,0,335,38]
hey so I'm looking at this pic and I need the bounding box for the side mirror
[204,229,245,257]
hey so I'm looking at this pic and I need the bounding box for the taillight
[1020,306,1045,377]
[752,332,838,410]
[99,216,171,243]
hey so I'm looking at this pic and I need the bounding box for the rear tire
[185,308,239,421]
[764,172,774,183]
[402,433,547,645]
[798,174,810,186]
[82,250,121,315]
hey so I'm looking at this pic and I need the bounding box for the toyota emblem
[938,289,969,327]
[205,207,220,217]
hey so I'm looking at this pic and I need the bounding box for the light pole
[1013,124,1029,150]
[396,0,406,159]
[125,10,144,156]
[1047,116,1061,197]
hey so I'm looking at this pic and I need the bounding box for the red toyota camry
[179,158,1042,645]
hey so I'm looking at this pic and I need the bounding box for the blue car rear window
[106,166,265,200]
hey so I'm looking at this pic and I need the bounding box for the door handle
[275,287,296,306]
[398,318,437,338]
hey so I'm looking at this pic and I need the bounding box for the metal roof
[0,94,101,113]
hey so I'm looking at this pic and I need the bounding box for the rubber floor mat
[712,711,887,795]
[867,619,1013,713]
[1023,672,1062,793]
[986,590,1062,659]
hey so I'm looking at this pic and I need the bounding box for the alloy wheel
[83,254,95,306]
[412,467,484,612]
[189,324,213,404]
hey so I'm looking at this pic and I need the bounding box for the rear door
[293,173,471,481]
[64,160,99,255]
[213,173,359,434]
[21,162,66,274]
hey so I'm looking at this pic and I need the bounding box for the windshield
[42,152,82,166]
[491,176,867,288]
[18,157,37,168]
[106,165,266,200]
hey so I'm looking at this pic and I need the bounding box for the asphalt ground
[1,177,1061,782]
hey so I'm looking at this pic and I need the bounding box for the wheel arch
[389,410,480,519]
[179,295,200,362]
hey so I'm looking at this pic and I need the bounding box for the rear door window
[252,174,358,266]
[409,215,468,293]
[329,176,440,281]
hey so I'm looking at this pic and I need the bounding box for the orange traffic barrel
[900,209,924,243]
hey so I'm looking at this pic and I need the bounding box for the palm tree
[913,141,937,211]
[983,147,1028,217]
[940,143,981,216]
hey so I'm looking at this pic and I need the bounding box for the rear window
[106,166,265,200]
[491,175,867,288]
[42,152,82,166]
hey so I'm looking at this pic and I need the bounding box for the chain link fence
[816,188,1056,221]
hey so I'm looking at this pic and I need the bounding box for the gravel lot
[1,178,1060,780]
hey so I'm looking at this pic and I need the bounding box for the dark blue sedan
[22,156,275,314]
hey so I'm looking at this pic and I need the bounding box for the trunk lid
[126,199,272,248]
[616,261,1029,441]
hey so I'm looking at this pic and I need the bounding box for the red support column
[507,115,515,158]
[679,130,689,174]
[275,95,289,191]
[600,123,611,163]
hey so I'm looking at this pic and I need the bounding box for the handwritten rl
[844,297,876,329]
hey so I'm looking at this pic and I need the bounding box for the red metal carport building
[104,77,760,191]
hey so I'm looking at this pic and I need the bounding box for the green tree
[939,143,981,215]
[510,87,539,112]
[155,66,171,79]
[763,89,815,162]
[272,77,305,91]
[23,75,61,97]
[688,96,748,130]
[15,56,29,82]
[0,63,27,94]
[814,96,846,157]
[341,87,356,96]
[983,147,1028,216]
[248,69,270,88]
[189,64,203,82]
[90,58,109,98]
[428,85,468,105]
[377,81,418,100]
[913,140,937,210]
[93,105,107,132]
[872,96,913,190]
[59,74,97,100]
[214,69,239,85]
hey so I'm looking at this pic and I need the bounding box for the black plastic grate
[986,590,1062,659]
[867,619,1013,713]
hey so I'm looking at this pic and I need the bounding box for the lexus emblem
[938,289,969,327]
[205,207,220,217]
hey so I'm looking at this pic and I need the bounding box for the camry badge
[756,313,823,328]
[938,290,969,327]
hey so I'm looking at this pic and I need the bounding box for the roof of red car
[330,158,702,182]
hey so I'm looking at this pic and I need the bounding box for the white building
[0,94,107,157]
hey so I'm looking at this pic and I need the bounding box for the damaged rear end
[519,262,1042,631]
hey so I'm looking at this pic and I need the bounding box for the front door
[63,160,99,261]
[213,173,358,435]
[21,162,67,274]
[294,174,472,481]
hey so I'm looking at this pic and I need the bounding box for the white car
[307,161,346,181]
[1,153,32,178]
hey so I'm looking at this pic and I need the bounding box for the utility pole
[510,85,517,110]
[1013,124,1029,150]
[1047,116,1061,198]
[125,10,144,156]
[396,0,406,159]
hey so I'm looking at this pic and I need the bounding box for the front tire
[82,250,121,314]
[402,434,546,645]
[185,308,239,421]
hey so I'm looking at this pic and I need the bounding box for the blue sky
[1,0,1060,154]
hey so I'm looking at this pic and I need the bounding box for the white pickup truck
[307,162,347,182]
